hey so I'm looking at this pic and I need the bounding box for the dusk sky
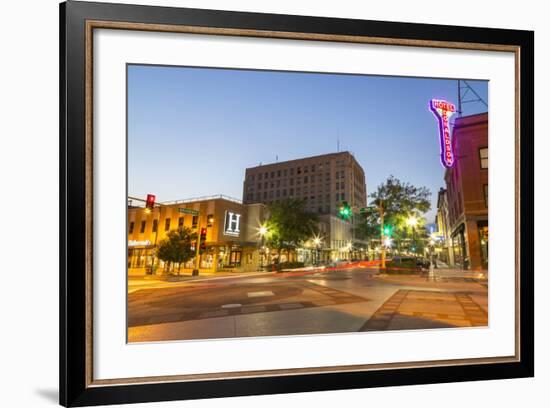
[127,64,488,223]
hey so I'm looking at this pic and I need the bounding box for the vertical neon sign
[430,99,456,168]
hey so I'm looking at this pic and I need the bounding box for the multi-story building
[127,195,267,276]
[242,151,368,259]
[243,151,366,214]
[435,187,454,266]
[444,112,488,270]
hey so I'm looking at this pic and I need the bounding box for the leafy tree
[356,175,431,267]
[265,198,319,268]
[157,227,197,274]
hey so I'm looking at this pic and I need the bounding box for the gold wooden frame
[84,20,521,388]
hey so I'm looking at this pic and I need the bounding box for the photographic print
[126,65,489,343]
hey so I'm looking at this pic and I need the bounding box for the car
[415,257,431,269]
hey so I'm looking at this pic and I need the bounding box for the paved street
[127,266,488,342]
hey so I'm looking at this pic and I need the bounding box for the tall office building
[242,151,367,215]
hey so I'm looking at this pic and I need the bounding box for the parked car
[415,257,431,269]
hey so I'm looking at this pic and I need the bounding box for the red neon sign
[430,99,456,168]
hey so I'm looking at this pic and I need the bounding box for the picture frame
[59,0,534,406]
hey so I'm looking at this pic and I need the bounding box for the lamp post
[406,215,418,255]
[313,236,322,265]
[259,225,268,269]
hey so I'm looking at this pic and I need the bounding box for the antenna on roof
[337,129,340,152]
[276,155,278,162]
[457,79,488,117]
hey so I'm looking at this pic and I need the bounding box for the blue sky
[128,64,488,223]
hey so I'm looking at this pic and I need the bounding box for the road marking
[221,303,242,308]
[247,291,274,298]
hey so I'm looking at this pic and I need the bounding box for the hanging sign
[429,99,456,168]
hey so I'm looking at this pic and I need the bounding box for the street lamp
[406,215,418,227]
[406,215,418,255]
[258,224,269,269]
[312,236,322,265]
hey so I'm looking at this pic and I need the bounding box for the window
[192,215,198,228]
[276,180,280,187]
[304,176,308,183]
[311,164,316,172]
[283,189,287,196]
[263,191,267,199]
[484,184,489,207]
[207,214,214,227]
[290,178,294,186]
[140,220,146,233]
[152,219,158,233]
[264,182,268,189]
[297,167,301,174]
[258,183,261,190]
[129,221,134,234]
[258,173,262,180]
[178,217,184,228]
[164,218,171,231]
[271,171,275,178]
[277,170,281,177]
[290,168,294,176]
[283,169,287,176]
[480,147,488,169]
[276,190,280,197]
[289,188,294,196]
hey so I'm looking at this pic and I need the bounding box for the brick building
[444,113,488,270]
[242,151,367,215]
[242,152,368,259]
[127,196,267,276]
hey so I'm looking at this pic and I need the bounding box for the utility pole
[192,221,202,276]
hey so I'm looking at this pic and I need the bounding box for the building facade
[127,196,267,276]
[435,187,455,266]
[242,152,368,258]
[444,113,488,270]
[243,151,367,214]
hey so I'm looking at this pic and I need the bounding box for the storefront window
[229,251,242,267]
[478,221,489,269]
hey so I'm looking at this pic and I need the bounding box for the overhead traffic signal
[145,194,156,209]
[339,201,351,220]
[383,225,394,237]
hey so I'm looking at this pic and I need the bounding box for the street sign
[178,208,199,216]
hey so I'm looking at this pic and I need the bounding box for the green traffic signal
[383,225,393,236]
[339,201,351,219]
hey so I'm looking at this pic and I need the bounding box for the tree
[265,198,319,268]
[356,175,431,268]
[156,227,197,274]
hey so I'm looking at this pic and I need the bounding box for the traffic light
[383,225,394,236]
[145,194,156,209]
[339,201,351,220]
[199,227,207,252]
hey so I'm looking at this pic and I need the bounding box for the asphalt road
[127,267,488,342]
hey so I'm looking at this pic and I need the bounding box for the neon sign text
[430,99,456,168]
